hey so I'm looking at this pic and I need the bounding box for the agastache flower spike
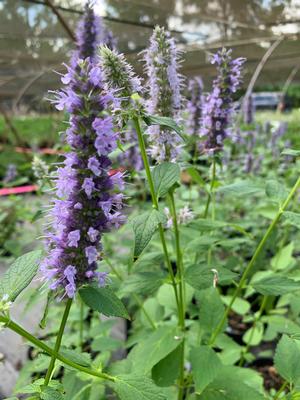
[99,45,143,170]
[200,48,245,155]
[73,1,116,63]
[41,58,125,298]
[143,26,184,163]
[242,93,255,125]
[186,76,203,137]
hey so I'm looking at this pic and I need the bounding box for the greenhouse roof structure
[2,0,300,108]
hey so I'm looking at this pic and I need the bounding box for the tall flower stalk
[186,76,203,159]
[202,48,245,218]
[200,48,245,155]
[142,26,186,399]
[242,93,254,125]
[99,46,143,171]
[73,1,116,63]
[143,26,184,163]
[42,57,125,385]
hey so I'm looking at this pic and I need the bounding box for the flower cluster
[200,48,245,155]
[99,46,143,171]
[32,156,50,186]
[242,94,254,125]
[41,59,125,298]
[164,205,194,228]
[143,26,184,163]
[186,76,203,137]
[3,164,17,184]
[73,2,116,63]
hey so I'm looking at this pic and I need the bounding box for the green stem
[203,159,216,219]
[0,314,115,382]
[104,256,157,330]
[239,295,268,366]
[169,192,185,330]
[169,192,186,400]
[133,116,181,318]
[177,342,185,400]
[79,299,84,349]
[273,381,288,399]
[133,293,156,330]
[207,159,216,267]
[209,176,300,346]
[44,298,72,386]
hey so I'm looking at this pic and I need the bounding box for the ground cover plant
[1,2,300,400]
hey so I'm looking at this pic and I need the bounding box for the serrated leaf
[0,250,42,302]
[79,286,130,320]
[190,346,222,393]
[59,348,91,367]
[198,288,225,334]
[243,323,264,346]
[221,296,250,315]
[112,374,167,400]
[198,366,264,399]
[152,162,180,198]
[41,388,64,400]
[185,264,237,291]
[186,166,206,187]
[275,335,300,383]
[265,180,287,203]
[152,344,182,387]
[143,114,185,141]
[131,210,166,257]
[218,180,263,197]
[281,149,300,157]
[283,212,300,228]
[252,275,299,295]
[119,271,166,297]
[128,325,182,374]
[271,242,294,271]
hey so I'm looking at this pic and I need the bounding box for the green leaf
[274,335,300,383]
[271,242,294,271]
[41,388,64,400]
[190,346,222,393]
[112,374,167,400]
[283,212,300,228]
[265,180,287,203]
[186,166,206,188]
[0,250,42,302]
[252,275,299,295]
[131,210,166,257]
[119,271,166,297]
[152,162,180,198]
[143,114,185,141]
[218,180,263,197]
[198,366,264,399]
[243,323,264,346]
[128,325,182,374]
[281,149,300,157]
[221,296,250,315]
[92,336,123,352]
[59,348,91,367]
[185,264,237,291]
[79,286,130,320]
[198,288,225,334]
[152,344,182,387]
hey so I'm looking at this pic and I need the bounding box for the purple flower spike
[99,45,143,171]
[143,26,184,163]
[42,58,125,298]
[73,1,116,63]
[186,77,203,137]
[200,48,246,155]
